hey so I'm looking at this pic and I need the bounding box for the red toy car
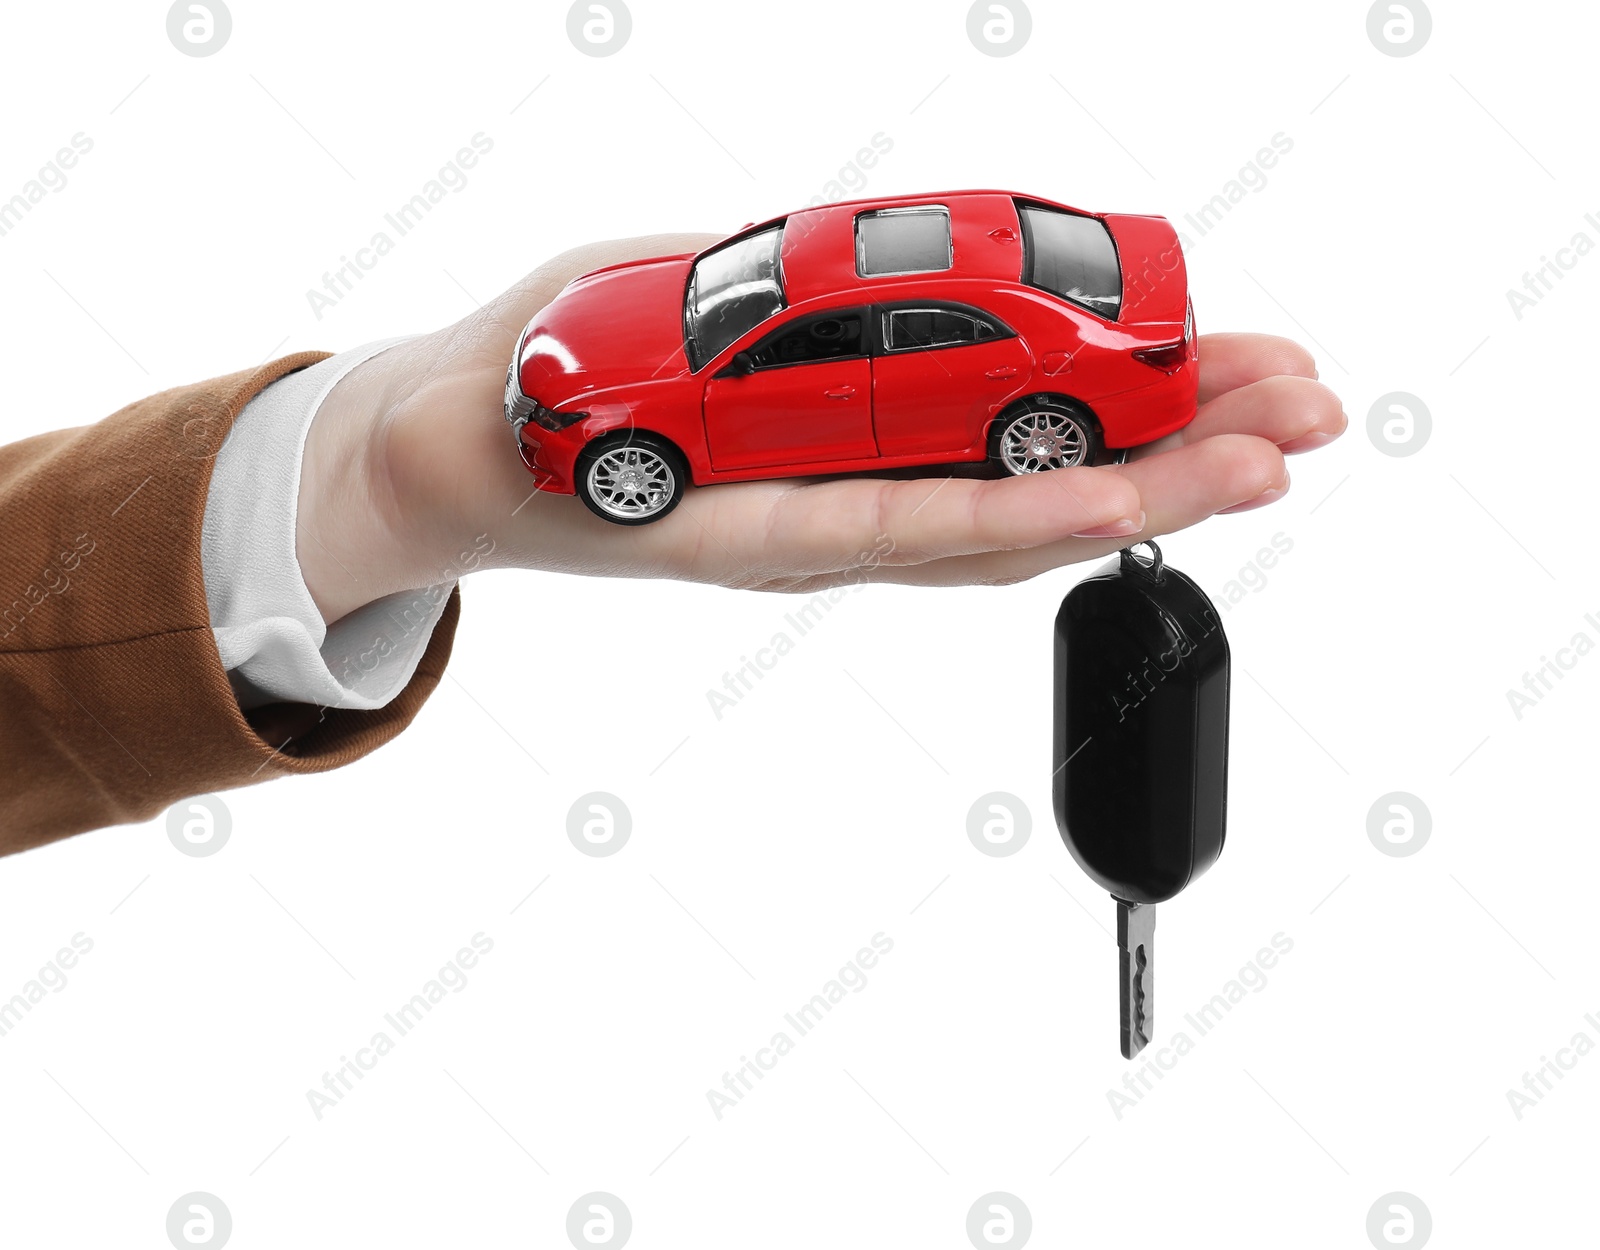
[505,190,1197,524]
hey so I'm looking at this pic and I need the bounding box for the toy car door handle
[985,365,1020,379]
[823,385,857,399]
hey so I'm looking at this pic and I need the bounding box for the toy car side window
[748,311,866,369]
[855,207,953,277]
[883,307,1002,351]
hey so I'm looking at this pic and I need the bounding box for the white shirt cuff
[201,338,456,712]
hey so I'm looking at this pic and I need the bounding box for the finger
[1197,332,1317,404]
[857,433,1286,588]
[654,461,1146,582]
[1135,373,1346,459]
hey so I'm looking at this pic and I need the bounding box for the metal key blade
[1117,900,1155,1059]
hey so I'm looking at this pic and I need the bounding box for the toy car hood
[515,253,696,405]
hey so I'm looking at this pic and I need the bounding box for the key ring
[1119,540,1164,582]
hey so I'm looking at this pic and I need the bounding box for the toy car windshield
[684,225,786,370]
[1017,203,1122,320]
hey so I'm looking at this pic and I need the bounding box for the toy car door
[869,304,1033,458]
[703,307,877,472]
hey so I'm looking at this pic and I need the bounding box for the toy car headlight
[529,404,587,432]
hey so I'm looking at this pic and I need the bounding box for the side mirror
[732,351,755,376]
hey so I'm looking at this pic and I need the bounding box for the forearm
[0,354,456,854]
[206,340,457,711]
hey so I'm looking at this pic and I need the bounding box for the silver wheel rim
[587,445,676,519]
[999,409,1089,473]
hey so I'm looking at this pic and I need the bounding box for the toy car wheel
[575,432,687,525]
[991,399,1101,474]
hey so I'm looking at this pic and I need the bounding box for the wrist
[295,338,439,624]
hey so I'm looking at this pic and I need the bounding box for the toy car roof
[712,189,1103,306]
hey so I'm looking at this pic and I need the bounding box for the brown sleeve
[0,352,460,856]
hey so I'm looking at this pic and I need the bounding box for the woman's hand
[295,235,1345,623]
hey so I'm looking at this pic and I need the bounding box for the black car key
[1053,542,1230,1058]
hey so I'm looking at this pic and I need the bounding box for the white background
[1,1,1595,1246]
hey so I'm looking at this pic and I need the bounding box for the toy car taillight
[1132,341,1188,373]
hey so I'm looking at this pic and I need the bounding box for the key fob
[1053,543,1230,905]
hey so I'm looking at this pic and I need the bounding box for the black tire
[574,430,688,525]
[988,396,1103,475]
